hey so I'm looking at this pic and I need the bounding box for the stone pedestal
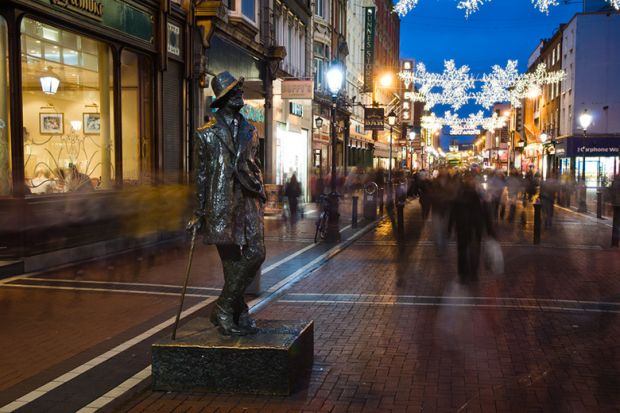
[152,318,313,395]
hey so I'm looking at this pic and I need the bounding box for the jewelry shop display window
[21,17,115,195]
[0,16,10,196]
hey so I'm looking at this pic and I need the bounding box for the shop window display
[21,18,115,195]
[0,16,10,196]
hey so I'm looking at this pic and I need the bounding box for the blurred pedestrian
[284,173,302,221]
[540,173,559,228]
[451,172,494,282]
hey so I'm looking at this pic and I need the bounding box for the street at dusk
[1,0,620,412]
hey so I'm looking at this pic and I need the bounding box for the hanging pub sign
[364,107,384,131]
[49,0,104,21]
[363,7,376,93]
[281,80,313,99]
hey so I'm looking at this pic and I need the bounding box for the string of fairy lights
[422,111,507,136]
[400,60,564,111]
[394,0,620,18]
[401,59,564,135]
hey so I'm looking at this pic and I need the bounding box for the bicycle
[314,193,330,243]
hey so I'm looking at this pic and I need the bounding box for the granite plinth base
[152,318,314,395]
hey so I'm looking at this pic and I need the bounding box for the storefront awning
[556,135,620,158]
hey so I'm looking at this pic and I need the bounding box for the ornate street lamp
[325,62,344,242]
[578,110,593,212]
[315,117,323,129]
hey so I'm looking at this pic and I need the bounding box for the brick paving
[1,197,619,412]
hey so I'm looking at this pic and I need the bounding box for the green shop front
[0,0,190,270]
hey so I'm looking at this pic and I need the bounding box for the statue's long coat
[194,111,266,246]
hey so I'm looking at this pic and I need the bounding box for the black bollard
[352,196,358,228]
[379,188,384,215]
[397,201,405,240]
[612,205,620,248]
[597,189,603,219]
[533,201,542,245]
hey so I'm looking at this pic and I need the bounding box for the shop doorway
[276,124,308,200]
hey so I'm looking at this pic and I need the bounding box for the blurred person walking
[451,172,494,282]
[284,173,302,221]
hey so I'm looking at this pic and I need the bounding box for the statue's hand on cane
[186,212,204,233]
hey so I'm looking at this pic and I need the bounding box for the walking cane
[171,226,198,340]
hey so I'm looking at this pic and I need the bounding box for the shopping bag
[484,238,504,275]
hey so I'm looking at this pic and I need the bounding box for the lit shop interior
[20,17,152,195]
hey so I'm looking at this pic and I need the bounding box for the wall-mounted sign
[49,0,104,21]
[289,102,304,118]
[364,107,384,131]
[282,80,313,99]
[363,7,376,93]
[556,136,620,157]
[167,23,181,57]
[41,0,154,43]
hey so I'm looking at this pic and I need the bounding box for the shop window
[0,16,10,196]
[121,50,153,185]
[21,18,115,195]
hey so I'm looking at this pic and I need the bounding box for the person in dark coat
[451,172,493,282]
[284,173,302,220]
[187,72,266,336]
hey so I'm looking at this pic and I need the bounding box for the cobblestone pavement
[1,197,619,413]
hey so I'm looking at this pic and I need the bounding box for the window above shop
[228,0,257,26]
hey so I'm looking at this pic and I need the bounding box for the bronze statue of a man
[188,72,266,336]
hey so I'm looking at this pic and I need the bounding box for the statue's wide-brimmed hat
[211,71,244,108]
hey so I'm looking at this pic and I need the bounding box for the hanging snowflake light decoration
[531,0,559,14]
[398,60,564,110]
[457,0,487,18]
[474,60,519,109]
[393,0,619,17]
[421,110,508,135]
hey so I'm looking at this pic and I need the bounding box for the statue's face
[225,86,244,110]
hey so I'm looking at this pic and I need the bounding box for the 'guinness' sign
[50,0,104,21]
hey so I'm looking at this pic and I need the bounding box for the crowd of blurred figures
[282,165,620,283]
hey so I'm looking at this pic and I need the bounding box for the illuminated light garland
[421,113,443,132]
[394,0,619,17]
[398,60,564,110]
[422,111,507,135]
[457,0,487,17]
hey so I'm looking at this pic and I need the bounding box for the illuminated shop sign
[50,0,104,20]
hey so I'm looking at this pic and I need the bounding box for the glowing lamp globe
[326,64,344,96]
[579,111,592,131]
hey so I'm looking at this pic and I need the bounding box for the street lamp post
[325,62,344,242]
[578,110,592,213]
[420,137,426,169]
[387,110,396,208]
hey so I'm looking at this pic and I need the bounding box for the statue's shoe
[238,311,258,335]
[210,306,248,336]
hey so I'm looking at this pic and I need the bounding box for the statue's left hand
[186,214,204,233]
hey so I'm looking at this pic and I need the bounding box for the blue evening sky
[399,0,583,146]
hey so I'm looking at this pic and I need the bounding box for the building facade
[0,0,190,268]
[556,11,620,186]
